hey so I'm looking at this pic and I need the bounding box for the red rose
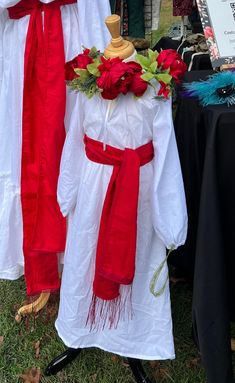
[65,57,79,81]
[157,49,187,82]
[157,49,181,69]
[170,59,187,83]
[99,76,131,100]
[97,56,130,99]
[97,56,147,99]
[117,75,133,95]
[101,85,120,100]
[65,49,94,81]
[98,56,128,85]
[83,48,91,55]
[158,81,170,98]
[96,71,113,90]
[76,52,93,69]
[125,62,147,97]
[126,61,143,74]
[129,72,148,97]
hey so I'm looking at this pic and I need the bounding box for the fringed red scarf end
[86,286,133,331]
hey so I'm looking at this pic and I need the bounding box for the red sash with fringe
[84,135,154,328]
[8,0,76,295]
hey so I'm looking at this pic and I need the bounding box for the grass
[1,278,235,383]
[148,0,180,47]
[0,276,208,383]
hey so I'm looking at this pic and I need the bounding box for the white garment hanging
[0,0,111,280]
[0,9,7,89]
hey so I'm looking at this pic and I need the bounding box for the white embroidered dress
[55,85,188,360]
[0,0,111,280]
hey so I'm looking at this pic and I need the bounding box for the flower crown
[65,47,187,101]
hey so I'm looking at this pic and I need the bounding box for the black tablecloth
[152,36,181,52]
[173,70,235,383]
[170,70,213,277]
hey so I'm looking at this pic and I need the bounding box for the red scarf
[8,0,76,295]
[84,135,154,328]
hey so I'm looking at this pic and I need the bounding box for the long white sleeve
[57,94,84,217]
[152,97,188,249]
[77,0,111,52]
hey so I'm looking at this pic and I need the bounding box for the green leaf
[148,49,158,63]
[89,46,101,59]
[87,62,100,77]
[155,73,172,84]
[149,61,158,73]
[136,54,151,70]
[141,72,155,82]
[154,95,168,101]
[89,46,98,54]
[75,69,90,81]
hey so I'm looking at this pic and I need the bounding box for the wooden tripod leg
[15,292,51,323]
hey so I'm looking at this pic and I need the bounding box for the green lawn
[0,279,235,383]
[0,277,207,383]
[149,0,180,47]
[1,276,234,382]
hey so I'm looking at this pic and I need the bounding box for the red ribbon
[8,0,76,295]
[84,135,154,302]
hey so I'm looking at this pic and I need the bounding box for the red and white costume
[0,0,111,294]
[55,79,188,359]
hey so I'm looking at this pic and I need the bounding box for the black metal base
[44,348,82,376]
[127,358,154,383]
[45,349,154,382]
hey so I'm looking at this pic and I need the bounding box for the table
[173,70,235,383]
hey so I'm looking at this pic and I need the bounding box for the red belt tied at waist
[84,135,154,327]
[8,0,76,295]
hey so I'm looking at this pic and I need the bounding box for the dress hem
[55,322,175,361]
[0,264,24,280]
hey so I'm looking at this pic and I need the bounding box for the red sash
[8,0,76,295]
[84,135,154,327]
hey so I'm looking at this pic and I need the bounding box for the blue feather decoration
[183,71,235,106]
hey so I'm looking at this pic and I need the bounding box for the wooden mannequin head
[104,15,135,59]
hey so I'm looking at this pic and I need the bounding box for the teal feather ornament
[183,71,235,106]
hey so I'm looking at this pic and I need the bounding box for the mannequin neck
[123,50,137,62]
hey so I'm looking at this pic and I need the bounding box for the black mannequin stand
[127,358,154,383]
[45,348,155,382]
[45,348,82,376]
